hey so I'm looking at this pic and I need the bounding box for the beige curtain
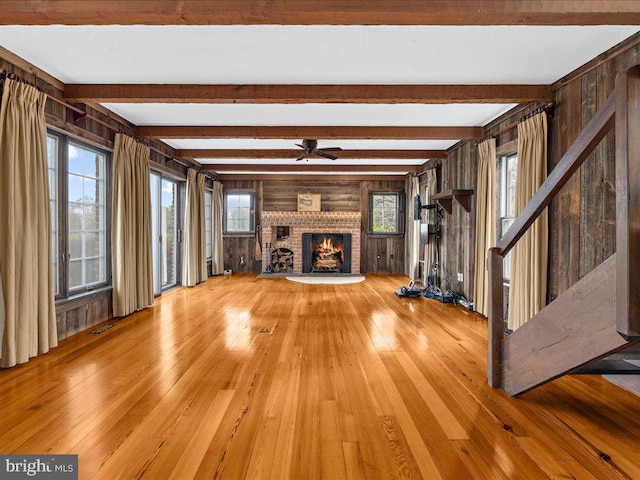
[197,174,207,281]
[508,113,548,330]
[423,169,438,285]
[405,175,420,279]
[0,79,57,367]
[183,169,207,286]
[212,182,224,275]
[473,138,497,317]
[112,134,153,317]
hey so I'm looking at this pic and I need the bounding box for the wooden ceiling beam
[202,164,420,173]
[1,1,639,25]
[64,84,552,104]
[176,149,446,159]
[137,125,483,140]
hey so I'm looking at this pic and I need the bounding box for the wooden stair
[501,254,640,395]
[487,63,640,396]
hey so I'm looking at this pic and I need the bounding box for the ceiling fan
[295,139,342,161]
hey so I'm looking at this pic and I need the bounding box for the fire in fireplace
[302,233,352,273]
[313,236,343,271]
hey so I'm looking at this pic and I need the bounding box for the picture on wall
[297,193,321,212]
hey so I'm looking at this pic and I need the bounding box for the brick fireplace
[261,211,361,274]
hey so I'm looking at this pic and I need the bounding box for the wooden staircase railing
[488,63,640,394]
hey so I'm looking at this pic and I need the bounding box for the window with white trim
[67,142,107,291]
[370,192,402,234]
[46,133,110,298]
[47,134,59,296]
[205,189,213,259]
[500,152,518,282]
[224,192,255,234]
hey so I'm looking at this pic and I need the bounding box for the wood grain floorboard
[0,274,638,479]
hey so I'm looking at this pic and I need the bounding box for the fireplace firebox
[302,233,352,273]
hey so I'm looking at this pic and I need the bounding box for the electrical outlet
[457,272,464,282]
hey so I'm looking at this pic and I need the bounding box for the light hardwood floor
[1,274,639,479]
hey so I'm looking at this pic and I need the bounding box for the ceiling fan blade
[296,153,308,161]
[318,147,342,152]
[316,151,338,160]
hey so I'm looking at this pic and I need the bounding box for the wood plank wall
[263,180,360,212]
[222,179,405,274]
[0,50,186,341]
[548,42,640,299]
[440,35,640,305]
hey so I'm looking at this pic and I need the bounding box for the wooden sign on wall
[297,193,321,212]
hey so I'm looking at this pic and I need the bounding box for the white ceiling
[101,103,517,127]
[0,25,638,175]
[1,26,638,84]
[163,139,459,150]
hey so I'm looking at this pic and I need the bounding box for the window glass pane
[84,258,102,285]
[225,193,253,233]
[68,202,83,231]
[68,174,83,203]
[69,232,82,259]
[205,190,212,259]
[239,218,250,232]
[84,151,98,178]
[227,194,240,209]
[84,232,102,257]
[68,145,83,175]
[83,177,97,202]
[47,137,57,169]
[67,143,106,290]
[150,173,161,294]
[69,260,82,289]
[84,204,100,231]
[96,180,105,206]
[372,193,398,233]
[47,135,58,295]
[500,153,518,281]
[506,155,518,217]
[161,178,177,288]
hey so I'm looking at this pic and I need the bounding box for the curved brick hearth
[261,211,361,274]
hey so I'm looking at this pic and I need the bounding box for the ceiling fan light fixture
[294,138,342,161]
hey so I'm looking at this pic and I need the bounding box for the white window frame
[223,191,255,234]
[205,189,213,259]
[500,152,518,283]
[370,192,402,234]
[47,132,111,299]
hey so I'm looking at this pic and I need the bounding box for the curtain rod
[416,159,441,176]
[0,69,216,181]
[475,102,555,146]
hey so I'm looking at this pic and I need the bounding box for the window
[47,134,110,298]
[370,192,401,234]
[150,172,180,294]
[67,143,107,291]
[47,134,59,296]
[205,189,213,259]
[500,152,518,281]
[224,192,254,234]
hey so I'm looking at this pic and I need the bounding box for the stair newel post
[616,63,640,339]
[487,247,505,388]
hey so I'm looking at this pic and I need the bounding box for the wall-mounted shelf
[431,189,474,214]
